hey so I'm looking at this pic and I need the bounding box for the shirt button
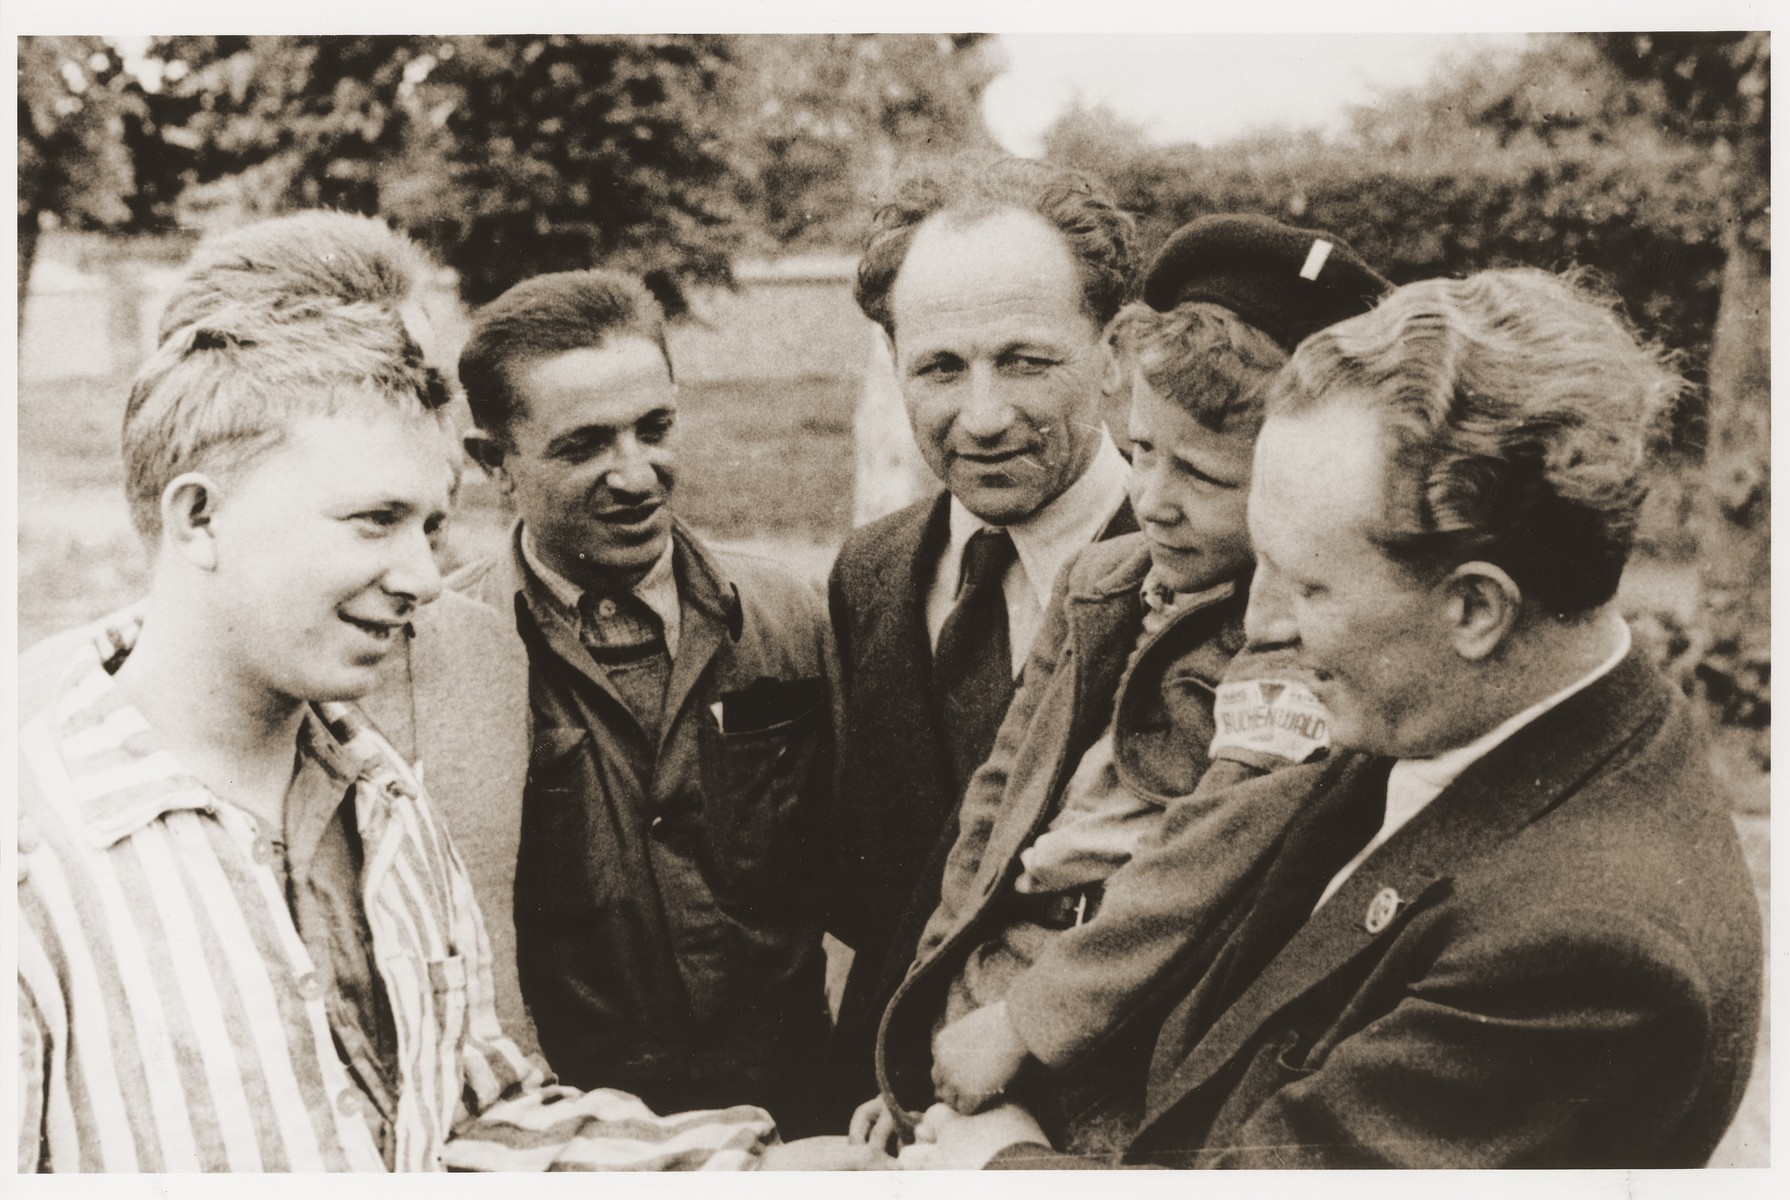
[596,598,618,618]
[649,815,666,834]
[251,835,279,866]
[296,972,327,1001]
[337,1088,363,1116]
[123,731,157,757]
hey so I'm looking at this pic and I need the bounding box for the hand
[931,1000,1030,1113]
[848,1094,904,1154]
[759,1134,892,1170]
[896,1103,1047,1170]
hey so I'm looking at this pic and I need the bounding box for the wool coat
[991,650,1764,1168]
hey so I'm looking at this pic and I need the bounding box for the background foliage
[16,32,1768,760]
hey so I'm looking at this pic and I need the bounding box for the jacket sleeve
[1190,904,1718,1168]
[911,560,1078,964]
[1003,756,1330,1070]
[439,824,776,1170]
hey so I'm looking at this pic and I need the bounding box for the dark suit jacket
[826,490,1136,1102]
[995,649,1764,1168]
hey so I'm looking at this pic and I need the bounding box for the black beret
[1141,213,1390,352]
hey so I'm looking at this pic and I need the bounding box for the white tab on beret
[1299,238,1334,282]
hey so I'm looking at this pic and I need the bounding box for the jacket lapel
[1062,537,1151,725]
[1147,649,1671,1120]
[876,491,952,682]
[656,523,737,758]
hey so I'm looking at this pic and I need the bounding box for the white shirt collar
[1315,615,1632,910]
[520,527,682,659]
[943,431,1129,608]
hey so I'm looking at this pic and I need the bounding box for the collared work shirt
[271,736,401,1163]
[523,528,682,659]
[16,631,776,1172]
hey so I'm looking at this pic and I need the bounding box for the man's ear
[1444,561,1523,661]
[463,429,512,492]
[1099,332,1126,398]
[162,472,221,570]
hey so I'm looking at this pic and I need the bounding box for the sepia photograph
[8,4,1772,1180]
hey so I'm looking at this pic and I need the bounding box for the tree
[728,34,1000,251]
[135,35,999,308]
[1039,94,1152,183]
[144,36,418,219]
[140,35,742,311]
[1588,33,1769,740]
[389,35,742,310]
[17,37,142,301]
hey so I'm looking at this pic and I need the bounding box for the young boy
[857,214,1389,1157]
[15,245,870,1170]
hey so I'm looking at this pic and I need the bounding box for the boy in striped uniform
[15,254,873,1171]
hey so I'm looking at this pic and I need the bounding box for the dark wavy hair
[854,152,1138,338]
[458,269,671,436]
[1268,268,1684,617]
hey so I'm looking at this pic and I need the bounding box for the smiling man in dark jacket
[826,154,1142,1109]
[454,270,835,1135]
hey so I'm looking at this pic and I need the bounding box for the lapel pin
[1364,886,1401,933]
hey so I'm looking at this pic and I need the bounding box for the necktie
[1203,761,1391,1017]
[933,528,1019,791]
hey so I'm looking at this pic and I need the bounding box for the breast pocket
[521,724,620,916]
[695,676,828,916]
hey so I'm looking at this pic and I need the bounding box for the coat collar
[491,517,743,637]
[1146,647,1673,1117]
[496,516,744,750]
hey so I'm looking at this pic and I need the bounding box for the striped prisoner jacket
[16,629,776,1172]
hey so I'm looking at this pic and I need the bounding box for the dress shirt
[521,527,682,659]
[1314,617,1633,910]
[926,432,1130,674]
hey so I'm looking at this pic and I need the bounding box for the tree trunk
[19,211,40,329]
[852,332,935,526]
[1698,199,1770,662]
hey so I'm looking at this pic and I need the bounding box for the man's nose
[386,526,443,609]
[1243,563,1298,650]
[605,434,661,496]
[955,367,1015,440]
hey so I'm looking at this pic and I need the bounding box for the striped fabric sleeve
[436,818,775,1171]
[19,980,46,1172]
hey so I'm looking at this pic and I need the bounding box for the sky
[981,33,1534,155]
